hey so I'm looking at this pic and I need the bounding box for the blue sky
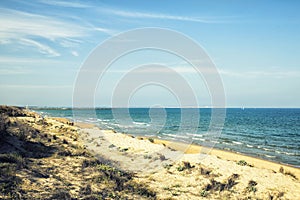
[0,0,299,107]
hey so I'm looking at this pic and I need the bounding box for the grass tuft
[246,180,257,193]
[237,160,247,166]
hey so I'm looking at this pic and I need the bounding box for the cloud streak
[38,0,91,8]
[101,8,229,23]
[219,69,300,79]
[0,8,87,42]
[20,38,60,57]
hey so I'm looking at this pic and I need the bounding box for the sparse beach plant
[246,180,257,193]
[143,154,152,159]
[237,160,247,166]
[163,163,173,170]
[120,148,129,152]
[177,165,185,172]
[177,161,194,171]
[279,166,284,173]
[200,167,211,176]
[284,171,297,180]
[148,138,154,143]
[200,189,208,197]
[158,153,166,161]
[279,167,297,179]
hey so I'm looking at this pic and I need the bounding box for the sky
[0,0,299,108]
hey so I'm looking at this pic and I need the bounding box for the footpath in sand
[80,125,300,200]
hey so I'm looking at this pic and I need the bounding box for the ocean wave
[232,141,243,145]
[282,152,297,156]
[132,121,150,126]
[97,119,110,122]
[264,154,276,158]
[222,142,233,145]
[246,144,254,148]
[263,148,272,151]
[186,133,203,138]
[162,133,189,139]
[274,150,297,155]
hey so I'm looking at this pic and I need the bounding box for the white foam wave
[186,133,203,138]
[232,141,243,145]
[263,148,271,151]
[132,121,150,126]
[264,154,276,158]
[162,133,189,139]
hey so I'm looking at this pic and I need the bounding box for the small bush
[148,138,154,143]
[200,167,211,176]
[279,167,298,180]
[279,166,284,173]
[163,164,173,170]
[143,154,152,159]
[120,148,129,152]
[177,161,193,171]
[237,160,247,166]
[204,174,239,192]
[200,190,208,197]
[284,171,297,180]
[0,153,25,169]
[82,158,101,168]
[158,153,166,161]
[246,180,257,193]
[50,189,72,200]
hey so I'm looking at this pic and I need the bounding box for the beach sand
[79,126,300,199]
[1,106,299,199]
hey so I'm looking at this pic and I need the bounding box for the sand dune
[1,106,299,199]
[79,126,300,199]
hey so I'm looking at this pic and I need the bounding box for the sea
[34,108,300,167]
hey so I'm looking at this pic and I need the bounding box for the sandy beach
[77,122,300,199]
[1,106,299,199]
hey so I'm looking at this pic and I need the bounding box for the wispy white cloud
[0,56,72,65]
[106,65,217,74]
[0,8,87,41]
[0,84,72,89]
[101,8,228,23]
[71,51,79,57]
[38,0,91,8]
[105,64,300,79]
[0,67,32,75]
[219,69,300,78]
[19,38,60,57]
[93,27,117,35]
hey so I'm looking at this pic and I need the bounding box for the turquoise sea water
[35,108,300,167]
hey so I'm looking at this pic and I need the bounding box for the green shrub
[148,138,154,143]
[237,160,247,166]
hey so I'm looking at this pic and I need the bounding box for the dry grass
[0,106,156,199]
